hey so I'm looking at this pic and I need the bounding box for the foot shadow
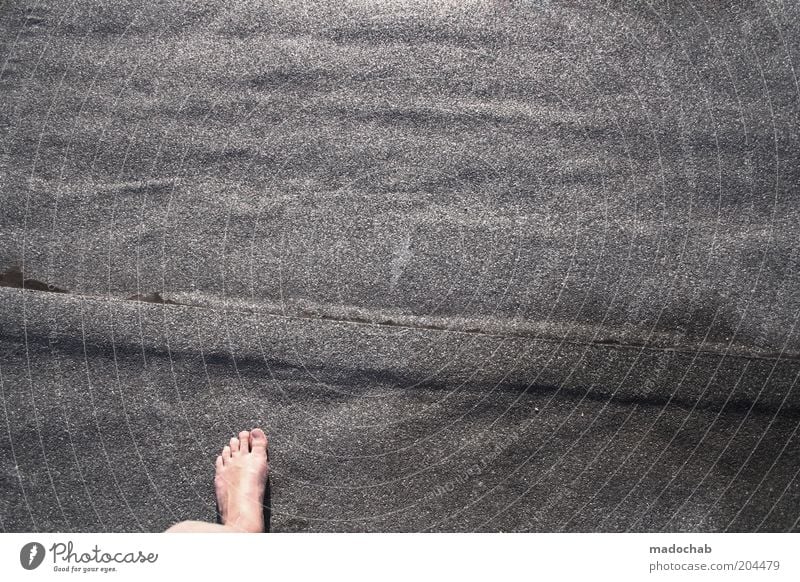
[264,479,272,533]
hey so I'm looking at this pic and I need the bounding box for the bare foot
[214,428,269,532]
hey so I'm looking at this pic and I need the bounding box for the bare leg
[166,428,269,533]
[165,520,229,533]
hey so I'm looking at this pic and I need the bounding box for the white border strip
[1,533,796,581]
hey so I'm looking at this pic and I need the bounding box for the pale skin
[166,428,269,533]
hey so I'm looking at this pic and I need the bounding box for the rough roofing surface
[1,0,799,532]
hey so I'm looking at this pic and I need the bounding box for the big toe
[250,428,268,455]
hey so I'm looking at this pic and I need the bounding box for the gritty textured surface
[1,0,799,532]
